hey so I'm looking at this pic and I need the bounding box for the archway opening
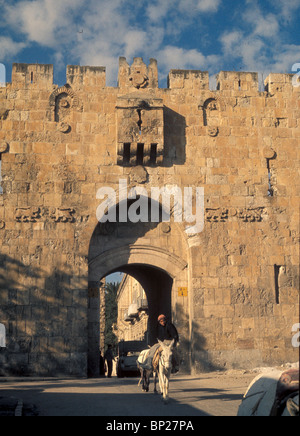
[87,196,190,378]
[88,264,173,378]
[107,265,173,345]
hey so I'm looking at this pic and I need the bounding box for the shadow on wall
[163,107,186,166]
[175,303,224,373]
[0,253,88,377]
[191,319,224,372]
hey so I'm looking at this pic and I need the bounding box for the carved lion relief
[15,207,81,224]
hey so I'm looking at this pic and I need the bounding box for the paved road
[0,372,254,417]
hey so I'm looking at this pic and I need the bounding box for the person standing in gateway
[104,344,115,378]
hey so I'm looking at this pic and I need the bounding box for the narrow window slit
[137,143,144,166]
[137,109,142,135]
[150,144,158,165]
[123,143,131,165]
[274,265,280,305]
[267,158,274,197]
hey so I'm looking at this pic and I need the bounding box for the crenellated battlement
[11,63,54,88]
[66,65,106,88]
[118,57,158,90]
[216,71,259,92]
[4,58,297,94]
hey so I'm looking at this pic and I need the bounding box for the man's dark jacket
[157,321,179,345]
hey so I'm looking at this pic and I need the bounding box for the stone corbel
[0,142,9,154]
[0,110,9,120]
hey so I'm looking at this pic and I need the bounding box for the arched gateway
[87,203,191,377]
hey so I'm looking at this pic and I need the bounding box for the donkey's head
[158,339,175,371]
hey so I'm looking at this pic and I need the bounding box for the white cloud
[4,0,83,47]
[158,46,205,69]
[254,14,279,38]
[0,37,26,59]
[220,2,299,78]
[68,1,152,82]
[146,0,221,22]
[71,1,219,84]
[196,0,221,12]
[220,30,266,71]
[243,8,279,38]
[239,38,266,71]
[146,0,174,22]
[122,30,149,59]
[221,31,244,55]
[3,0,147,82]
[272,44,300,72]
[276,0,300,21]
[157,46,220,75]
[176,0,221,14]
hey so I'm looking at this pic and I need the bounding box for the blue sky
[106,272,123,284]
[0,0,300,87]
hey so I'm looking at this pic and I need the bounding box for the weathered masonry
[0,58,299,376]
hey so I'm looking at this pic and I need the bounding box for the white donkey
[154,339,175,404]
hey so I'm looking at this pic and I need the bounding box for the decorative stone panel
[116,93,164,166]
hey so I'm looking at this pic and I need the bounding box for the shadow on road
[0,377,215,416]
[0,373,250,416]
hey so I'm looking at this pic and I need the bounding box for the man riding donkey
[137,314,180,393]
[157,314,180,374]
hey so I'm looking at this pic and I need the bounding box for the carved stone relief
[57,122,71,134]
[129,166,148,184]
[129,70,149,89]
[205,207,266,223]
[15,207,83,224]
[13,206,267,225]
[206,208,229,222]
[49,85,81,133]
[204,98,220,137]
[199,95,225,137]
[50,208,75,223]
[161,223,171,234]
[116,94,164,166]
[49,85,81,111]
[207,127,219,137]
[15,207,41,223]
[0,109,9,120]
[0,142,9,153]
[274,118,288,128]
[127,58,150,89]
[233,208,266,222]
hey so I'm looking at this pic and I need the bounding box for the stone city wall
[0,58,299,376]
